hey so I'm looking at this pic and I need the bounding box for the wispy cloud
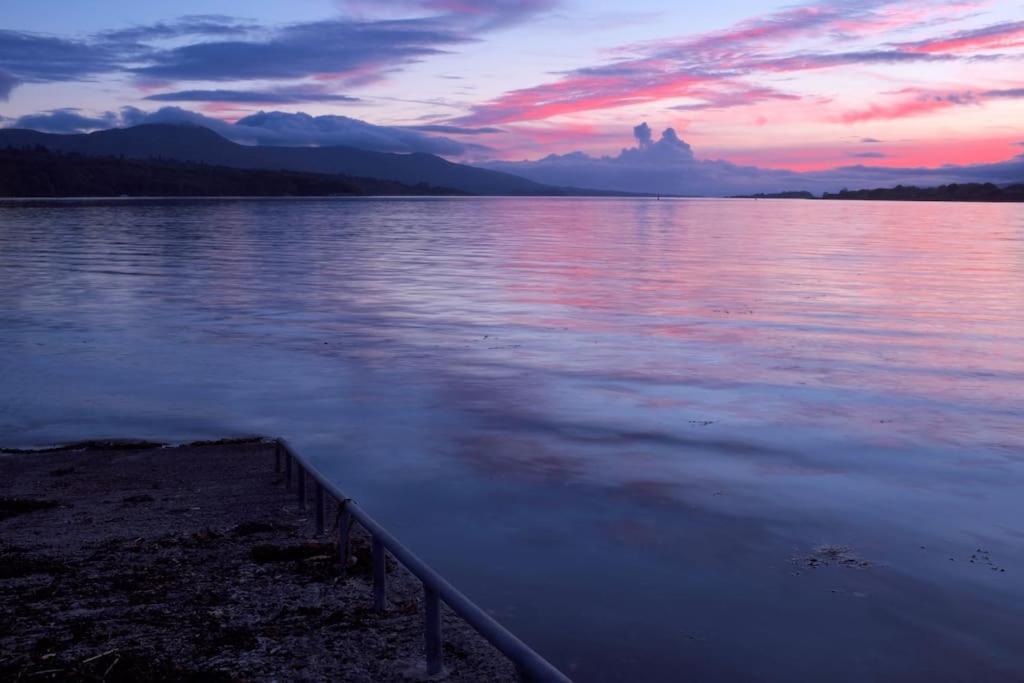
[839,86,1024,122]
[840,90,977,122]
[144,87,360,105]
[338,0,558,30]
[131,19,463,85]
[896,19,1024,53]
[453,0,1004,126]
[404,124,503,134]
[0,2,556,96]
[669,85,801,111]
[98,15,257,44]
[0,30,124,82]
[985,87,1024,99]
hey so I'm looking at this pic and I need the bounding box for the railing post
[373,536,387,613]
[425,585,443,675]
[315,483,325,535]
[338,507,351,577]
[270,442,570,681]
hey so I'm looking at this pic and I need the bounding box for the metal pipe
[425,585,443,675]
[275,439,570,683]
[373,535,387,613]
[315,482,325,535]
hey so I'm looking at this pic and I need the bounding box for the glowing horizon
[1,0,1023,173]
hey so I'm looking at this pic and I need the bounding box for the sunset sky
[2,0,1023,173]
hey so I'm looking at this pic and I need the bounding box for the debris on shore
[0,439,516,681]
[796,544,872,570]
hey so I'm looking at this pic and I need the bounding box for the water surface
[2,197,1022,680]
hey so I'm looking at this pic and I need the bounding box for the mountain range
[0,124,599,196]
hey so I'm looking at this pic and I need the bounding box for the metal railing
[273,438,571,682]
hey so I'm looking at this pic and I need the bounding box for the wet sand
[0,439,516,681]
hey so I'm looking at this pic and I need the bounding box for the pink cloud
[456,69,713,125]
[454,0,992,126]
[838,86,1024,123]
[840,90,978,123]
[670,85,802,111]
[898,20,1024,53]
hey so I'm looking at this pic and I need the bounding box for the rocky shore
[0,438,516,681]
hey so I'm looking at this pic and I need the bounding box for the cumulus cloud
[12,108,118,133]
[482,124,716,194]
[633,122,653,148]
[70,106,486,155]
[620,126,694,162]
[480,122,1024,196]
[228,110,488,153]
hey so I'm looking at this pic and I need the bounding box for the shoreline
[0,439,516,681]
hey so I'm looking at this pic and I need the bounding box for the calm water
[2,197,1023,681]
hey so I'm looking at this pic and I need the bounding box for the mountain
[0,147,468,198]
[0,124,565,196]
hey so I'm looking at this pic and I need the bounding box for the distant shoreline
[737,182,1024,203]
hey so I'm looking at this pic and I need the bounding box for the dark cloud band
[144,89,361,104]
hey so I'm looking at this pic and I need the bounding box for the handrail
[273,438,572,683]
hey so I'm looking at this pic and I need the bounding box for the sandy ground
[0,438,517,681]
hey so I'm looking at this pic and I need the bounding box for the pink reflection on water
[482,198,1024,453]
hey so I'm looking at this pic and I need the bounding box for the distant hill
[823,183,1024,202]
[0,124,576,196]
[0,147,467,198]
[733,191,815,199]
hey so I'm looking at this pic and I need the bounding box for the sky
[2,0,1023,192]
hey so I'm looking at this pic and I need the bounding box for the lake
[1,197,1022,681]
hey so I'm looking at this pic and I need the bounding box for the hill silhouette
[0,124,569,196]
[0,147,467,197]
